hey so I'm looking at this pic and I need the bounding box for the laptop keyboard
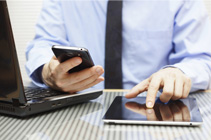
[24,88,63,101]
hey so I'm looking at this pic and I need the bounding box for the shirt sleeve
[25,0,70,87]
[168,0,211,92]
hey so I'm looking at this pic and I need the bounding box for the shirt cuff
[30,65,48,88]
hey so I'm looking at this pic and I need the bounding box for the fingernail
[147,101,153,108]
[96,68,102,75]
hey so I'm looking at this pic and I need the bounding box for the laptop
[103,96,203,126]
[0,1,103,117]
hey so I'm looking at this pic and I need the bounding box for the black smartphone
[52,45,94,73]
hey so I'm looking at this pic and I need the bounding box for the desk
[0,90,211,140]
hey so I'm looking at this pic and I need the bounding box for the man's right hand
[42,56,104,93]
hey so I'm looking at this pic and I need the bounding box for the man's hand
[125,68,191,108]
[42,56,104,93]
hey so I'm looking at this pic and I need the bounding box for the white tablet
[103,96,202,126]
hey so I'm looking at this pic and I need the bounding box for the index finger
[125,79,150,98]
[146,77,162,108]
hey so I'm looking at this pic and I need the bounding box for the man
[26,0,211,108]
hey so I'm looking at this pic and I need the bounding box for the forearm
[25,42,53,87]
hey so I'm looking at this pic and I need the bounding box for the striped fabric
[0,91,211,140]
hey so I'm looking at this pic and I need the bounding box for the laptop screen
[0,1,26,104]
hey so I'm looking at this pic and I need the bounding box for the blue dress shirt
[26,0,211,91]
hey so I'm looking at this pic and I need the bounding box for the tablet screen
[103,96,202,126]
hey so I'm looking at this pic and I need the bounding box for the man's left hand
[125,68,192,108]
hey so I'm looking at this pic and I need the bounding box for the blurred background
[6,0,211,84]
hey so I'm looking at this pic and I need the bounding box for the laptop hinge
[12,98,20,106]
